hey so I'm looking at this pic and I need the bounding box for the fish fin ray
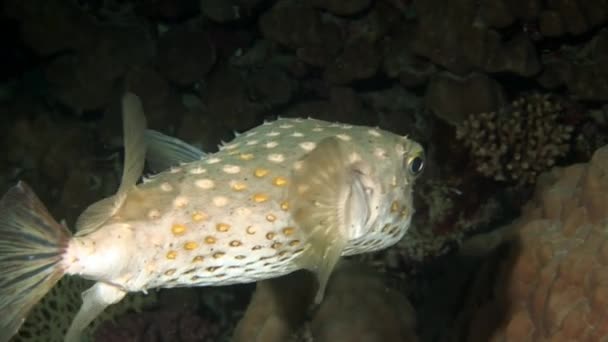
[0,181,70,341]
[76,93,147,234]
[144,129,205,172]
[65,282,126,342]
[288,137,370,303]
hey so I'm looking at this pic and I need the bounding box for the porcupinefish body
[0,93,424,342]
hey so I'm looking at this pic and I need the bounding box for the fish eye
[406,154,425,176]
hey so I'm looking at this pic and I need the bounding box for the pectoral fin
[75,93,147,235]
[288,137,373,304]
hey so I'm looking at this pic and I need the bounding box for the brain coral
[463,144,608,341]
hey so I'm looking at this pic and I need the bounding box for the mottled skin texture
[64,118,422,293]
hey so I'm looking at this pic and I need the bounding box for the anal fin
[65,282,126,342]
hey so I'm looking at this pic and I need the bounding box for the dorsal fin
[75,93,147,235]
[144,129,205,173]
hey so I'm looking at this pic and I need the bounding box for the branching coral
[456,93,574,184]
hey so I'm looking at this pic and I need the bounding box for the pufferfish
[0,93,424,342]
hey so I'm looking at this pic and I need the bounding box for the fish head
[341,135,425,255]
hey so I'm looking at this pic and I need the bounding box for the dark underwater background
[1,0,608,341]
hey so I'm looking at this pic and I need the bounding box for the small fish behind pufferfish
[0,93,425,342]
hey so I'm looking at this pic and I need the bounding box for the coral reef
[460,144,608,341]
[456,93,574,185]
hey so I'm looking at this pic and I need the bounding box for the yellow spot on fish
[195,179,214,189]
[272,176,288,187]
[166,251,177,260]
[252,245,262,250]
[235,255,246,260]
[213,252,225,259]
[312,127,323,132]
[223,164,241,174]
[266,232,276,240]
[253,193,269,203]
[246,140,258,145]
[171,224,187,236]
[193,255,204,262]
[165,269,176,276]
[246,226,256,234]
[205,236,216,244]
[184,241,198,250]
[213,196,229,207]
[207,266,220,272]
[230,240,242,247]
[288,240,300,246]
[391,201,400,213]
[271,242,283,249]
[239,153,255,160]
[280,201,289,211]
[267,153,285,163]
[173,196,189,208]
[266,131,281,137]
[160,182,173,192]
[282,227,295,236]
[266,214,276,222]
[192,211,208,222]
[206,157,221,164]
[231,181,247,191]
[291,132,303,137]
[254,168,269,178]
[216,223,230,232]
[400,207,409,217]
[265,141,279,148]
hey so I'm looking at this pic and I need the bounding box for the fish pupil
[409,156,425,175]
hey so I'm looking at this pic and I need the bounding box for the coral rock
[231,271,315,342]
[464,144,608,341]
[157,28,216,86]
[425,72,506,126]
[200,0,264,22]
[311,262,419,342]
[259,0,342,65]
[310,0,372,16]
[409,0,540,76]
[324,39,380,84]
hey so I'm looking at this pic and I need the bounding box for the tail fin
[0,181,71,342]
